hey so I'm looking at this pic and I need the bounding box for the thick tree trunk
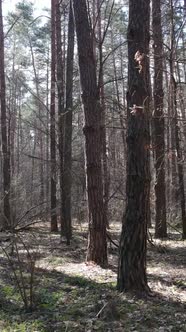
[63,0,75,244]
[152,0,167,238]
[50,0,58,232]
[73,0,107,267]
[117,0,151,292]
[0,0,11,230]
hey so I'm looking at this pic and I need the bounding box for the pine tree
[50,0,58,232]
[152,0,167,238]
[73,0,107,267]
[0,0,11,230]
[117,0,151,292]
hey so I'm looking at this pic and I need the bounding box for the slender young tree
[0,0,11,230]
[62,0,75,244]
[97,0,110,229]
[50,0,58,232]
[168,0,186,239]
[152,0,167,238]
[117,0,151,292]
[55,0,65,236]
[73,0,107,267]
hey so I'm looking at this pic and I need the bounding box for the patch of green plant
[107,281,117,289]
[0,284,23,308]
[174,279,186,289]
[2,285,15,297]
[36,288,64,311]
[1,319,45,332]
[63,275,95,288]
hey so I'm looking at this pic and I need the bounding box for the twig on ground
[96,302,108,318]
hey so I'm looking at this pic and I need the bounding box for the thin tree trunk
[63,0,75,244]
[55,0,65,237]
[152,0,167,238]
[73,0,107,267]
[163,56,171,222]
[0,0,11,230]
[117,0,151,292]
[169,0,186,238]
[169,0,178,216]
[29,36,44,203]
[46,44,50,209]
[50,0,58,232]
[97,0,110,229]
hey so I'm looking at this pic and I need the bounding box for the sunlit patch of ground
[0,221,185,331]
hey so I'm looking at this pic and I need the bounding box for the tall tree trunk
[97,0,110,229]
[169,0,186,239]
[55,0,65,237]
[169,0,178,217]
[0,0,11,230]
[46,44,50,209]
[50,0,58,232]
[163,56,171,222]
[63,0,75,244]
[173,80,186,239]
[152,0,167,238]
[117,0,151,292]
[29,36,44,203]
[73,0,107,267]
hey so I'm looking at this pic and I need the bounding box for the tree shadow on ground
[0,224,185,331]
[147,241,186,268]
[0,252,185,332]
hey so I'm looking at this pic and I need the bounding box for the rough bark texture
[0,0,11,229]
[63,0,74,244]
[117,0,150,292]
[152,0,167,238]
[73,0,107,267]
[50,0,58,232]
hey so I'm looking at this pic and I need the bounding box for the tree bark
[73,0,107,267]
[0,0,11,230]
[62,0,75,244]
[169,0,186,239]
[97,0,110,229]
[50,0,58,232]
[117,0,151,292]
[152,0,167,238]
[55,0,65,237]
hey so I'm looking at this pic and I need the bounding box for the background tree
[73,0,107,267]
[152,0,167,238]
[0,0,11,229]
[50,0,58,232]
[62,0,74,243]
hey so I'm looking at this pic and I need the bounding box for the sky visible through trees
[3,0,50,16]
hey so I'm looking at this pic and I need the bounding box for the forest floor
[0,221,185,332]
